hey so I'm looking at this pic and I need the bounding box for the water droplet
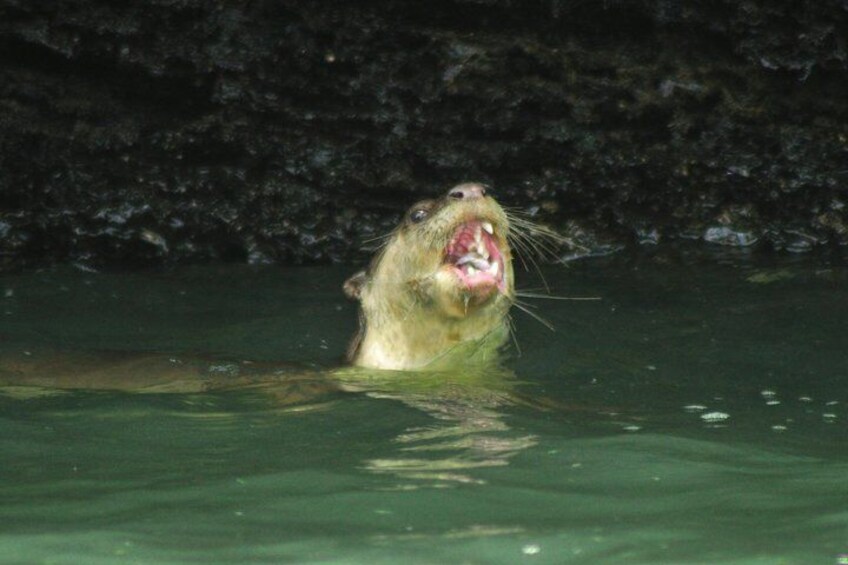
[701,411,730,422]
[522,544,541,555]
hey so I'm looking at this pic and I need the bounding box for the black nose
[448,183,487,200]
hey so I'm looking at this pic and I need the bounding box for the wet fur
[345,184,515,370]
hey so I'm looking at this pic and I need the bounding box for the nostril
[447,183,487,200]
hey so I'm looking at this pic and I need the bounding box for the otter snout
[448,183,488,200]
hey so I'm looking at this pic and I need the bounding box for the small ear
[343,270,368,300]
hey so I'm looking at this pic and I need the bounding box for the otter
[0,182,517,393]
[344,182,514,371]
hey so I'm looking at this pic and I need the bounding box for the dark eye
[410,209,429,223]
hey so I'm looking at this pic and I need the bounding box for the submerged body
[0,183,516,392]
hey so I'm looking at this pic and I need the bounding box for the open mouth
[444,220,506,292]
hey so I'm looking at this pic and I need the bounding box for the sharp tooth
[482,222,494,235]
[474,227,483,246]
[467,265,477,275]
[489,262,499,276]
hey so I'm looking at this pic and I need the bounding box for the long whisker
[506,231,537,276]
[360,232,393,244]
[506,215,561,237]
[515,291,601,301]
[506,313,522,358]
[509,229,557,260]
[509,221,577,257]
[501,208,587,296]
[507,229,551,292]
[503,207,590,255]
[513,298,540,309]
[360,227,403,254]
[521,244,551,293]
[515,286,554,293]
[511,300,556,332]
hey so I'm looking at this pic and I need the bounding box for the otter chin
[344,182,515,371]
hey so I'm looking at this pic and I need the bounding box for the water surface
[1,250,846,563]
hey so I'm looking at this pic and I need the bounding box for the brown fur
[345,183,514,370]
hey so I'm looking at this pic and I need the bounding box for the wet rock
[0,0,846,268]
[703,227,760,248]
[703,204,762,247]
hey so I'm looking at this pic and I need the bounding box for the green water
[1,251,846,564]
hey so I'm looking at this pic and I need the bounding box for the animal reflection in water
[337,364,539,486]
[0,183,580,484]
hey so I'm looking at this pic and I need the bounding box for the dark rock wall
[1,0,846,268]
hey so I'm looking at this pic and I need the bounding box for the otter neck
[354,265,510,370]
[355,305,509,370]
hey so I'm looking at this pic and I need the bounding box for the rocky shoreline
[1,1,846,269]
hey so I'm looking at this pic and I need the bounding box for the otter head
[344,182,514,370]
